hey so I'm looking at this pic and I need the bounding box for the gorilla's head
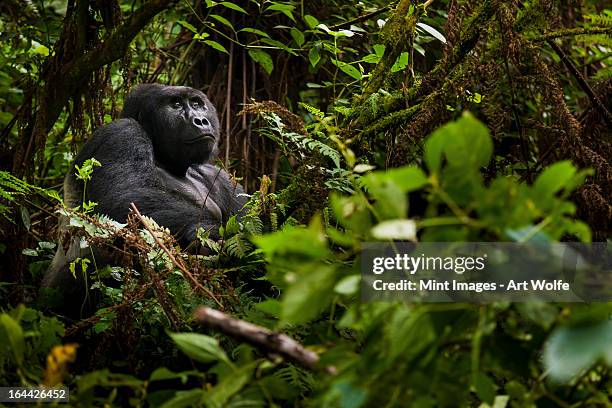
[122,84,220,175]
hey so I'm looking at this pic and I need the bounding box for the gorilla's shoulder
[94,118,147,139]
[74,118,152,167]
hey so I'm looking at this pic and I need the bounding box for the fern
[586,12,612,27]
[260,112,342,168]
[0,171,39,220]
[273,365,314,391]
[242,215,264,235]
[224,234,253,258]
[298,102,324,118]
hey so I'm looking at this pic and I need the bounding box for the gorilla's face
[122,84,220,175]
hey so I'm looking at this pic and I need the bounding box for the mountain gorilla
[42,84,248,314]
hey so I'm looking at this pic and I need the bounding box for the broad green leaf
[204,364,254,406]
[353,163,376,173]
[362,53,381,64]
[363,166,428,193]
[266,4,296,21]
[373,44,385,57]
[239,27,270,38]
[218,1,247,13]
[280,265,337,326]
[424,112,492,172]
[331,59,362,80]
[371,219,417,241]
[159,389,207,408]
[416,22,446,43]
[290,27,305,47]
[339,64,362,80]
[304,14,319,29]
[309,46,321,67]
[543,321,612,383]
[391,52,409,73]
[248,49,274,75]
[334,275,360,295]
[473,373,496,404]
[203,40,228,54]
[533,161,576,199]
[0,314,25,365]
[31,42,49,56]
[254,219,329,262]
[169,332,230,365]
[176,20,198,33]
[210,14,234,30]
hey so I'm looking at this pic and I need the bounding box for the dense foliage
[1,0,611,406]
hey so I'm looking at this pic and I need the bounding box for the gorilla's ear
[121,84,165,121]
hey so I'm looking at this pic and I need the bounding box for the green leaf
[424,112,492,173]
[371,219,417,241]
[362,53,381,64]
[290,27,305,47]
[331,59,362,80]
[363,166,428,193]
[543,321,612,383]
[210,14,234,30]
[309,46,321,67]
[353,164,376,173]
[218,1,247,13]
[159,389,207,408]
[533,161,576,199]
[391,52,409,73]
[280,265,337,326]
[304,14,319,29]
[265,4,295,21]
[169,332,230,365]
[204,364,253,406]
[261,38,297,55]
[239,27,270,38]
[373,44,386,57]
[473,373,496,404]
[20,206,30,231]
[0,313,25,365]
[176,20,198,33]
[416,22,446,43]
[31,42,50,56]
[203,40,228,54]
[248,49,274,75]
[334,275,360,295]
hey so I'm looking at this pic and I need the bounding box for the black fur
[41,84,248,315]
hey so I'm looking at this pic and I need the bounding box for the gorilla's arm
[73,119,223,243]
[187,164,249,220]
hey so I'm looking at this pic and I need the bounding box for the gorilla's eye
[170,99,182,109]
[191,98,204,109]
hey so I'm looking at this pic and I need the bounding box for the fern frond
[298,102,324,118]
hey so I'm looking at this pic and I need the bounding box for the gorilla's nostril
[193,117,210,128]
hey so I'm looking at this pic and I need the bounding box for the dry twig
[194,306,336,373]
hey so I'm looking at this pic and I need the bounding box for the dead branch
[129,203,225,309]
[193,306,335,373]
[546,40,612,125]
[330,4,393,30]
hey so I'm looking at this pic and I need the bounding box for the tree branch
[547,39,612,125]
[531,27,612,42]
[194,306,336,373]
[330,5,393,30]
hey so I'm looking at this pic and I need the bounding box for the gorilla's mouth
[185,134,215,144]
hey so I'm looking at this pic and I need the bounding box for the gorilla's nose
[193,117,211,129]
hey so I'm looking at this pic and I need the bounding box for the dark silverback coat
[42,84,248,315]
